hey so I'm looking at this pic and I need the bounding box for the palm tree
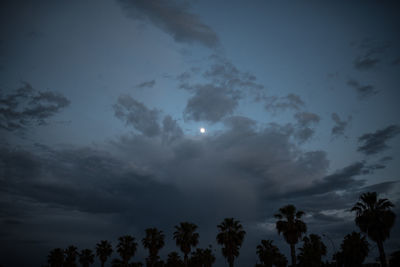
[48,248,64,267]
[96,240,113,267]
[274,204,307,267]
[190,247,216,267]
[333,232,369,267]
[256,239,287,267]
[166,252,184,267]
[64,245,78,267]
[116,235,138,267]
[216,218,246,267]
[79,249,94,267]
[173,222,199,267]
[351,192,396,267]
[297,234,326,267]
[389,250,400,267]
[142,228,165,267]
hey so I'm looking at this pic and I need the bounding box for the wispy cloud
[117,0,219,48]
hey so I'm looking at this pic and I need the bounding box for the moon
[200,127,206,134]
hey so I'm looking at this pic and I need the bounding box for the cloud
[392,57,400,65]
[346,79,378,99]
[357,125,400,155]
[135,80,155,89]
[0,82,70,131]
[293,112,320,143]
[117,0,219,48]
[353,57,380,70]
[331,113,351,137]
[263,94,305,114]
[180,56,264,123]
[1,116,399,265]
[352,38,389,71]
[183,84,240,123]
[113,95,161,137]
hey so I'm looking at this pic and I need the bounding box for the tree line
[43,192,398,267]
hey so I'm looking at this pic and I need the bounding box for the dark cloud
[183,84,240,123]
[282,162,366,199]
[135,80,155,89]
[294,112,320,127]
[331,113,351,137]
[353,56,380,70]
[0,83,70,131]
[392,57,400,65]
[113,95,161,137]
[346,79,378,99]
[180,56,264,123]
[1,117,398,266]
[357,125,400,155]
[263,93,305,114]
[293,112,320,143]
[352,38,390,71]
[117,0,219,48]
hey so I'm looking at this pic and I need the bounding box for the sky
[1,0,400,266]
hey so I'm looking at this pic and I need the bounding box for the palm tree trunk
[184,253,188,267]
[290,243,296,267]
[101,261,105,267]
[376,239,387,267]
[228,259,234,267]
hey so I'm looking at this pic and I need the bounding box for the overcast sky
[1,0,400,266]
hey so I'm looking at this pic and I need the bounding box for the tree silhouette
[190,247,216,267]
[64,245,78,267]
[256,239,287,267]
[389,250,400,267]
[333,232,369,267]
[48,248,64,267]
[79,249,94,267]
[96,240,113,267]
[351,192,396,267]
[173,222,199,267]
[216,218,246,267]
[166,252,184,267]
[274,204,307,267]
[142,228,165,267]
[297,234,326,267]
[115,235,138,267]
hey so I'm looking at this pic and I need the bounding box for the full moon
[200,127,206,133]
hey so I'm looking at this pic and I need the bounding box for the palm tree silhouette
[190,247,216,267]
[274,204,307,267]
[64,245,78,267]
[297,234,326,267]
[351,192,396,267]
[166,252,184,267]
[389,250,400,267]
[216,218,246,267]
[116,235,138,267]
[48,248,64,267]
[142,228,165,267]
[79,249,94,267]
[256,239,287,267]
[173,222,199,267]
[96,240,113,267]
[333,232,369,267]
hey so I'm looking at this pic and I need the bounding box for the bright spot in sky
[200,127,206,134]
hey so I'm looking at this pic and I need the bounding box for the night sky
[1,0,400,266]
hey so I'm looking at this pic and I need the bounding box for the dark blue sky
[1,0,400,266]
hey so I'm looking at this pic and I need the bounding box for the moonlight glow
[200,127,206,133]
